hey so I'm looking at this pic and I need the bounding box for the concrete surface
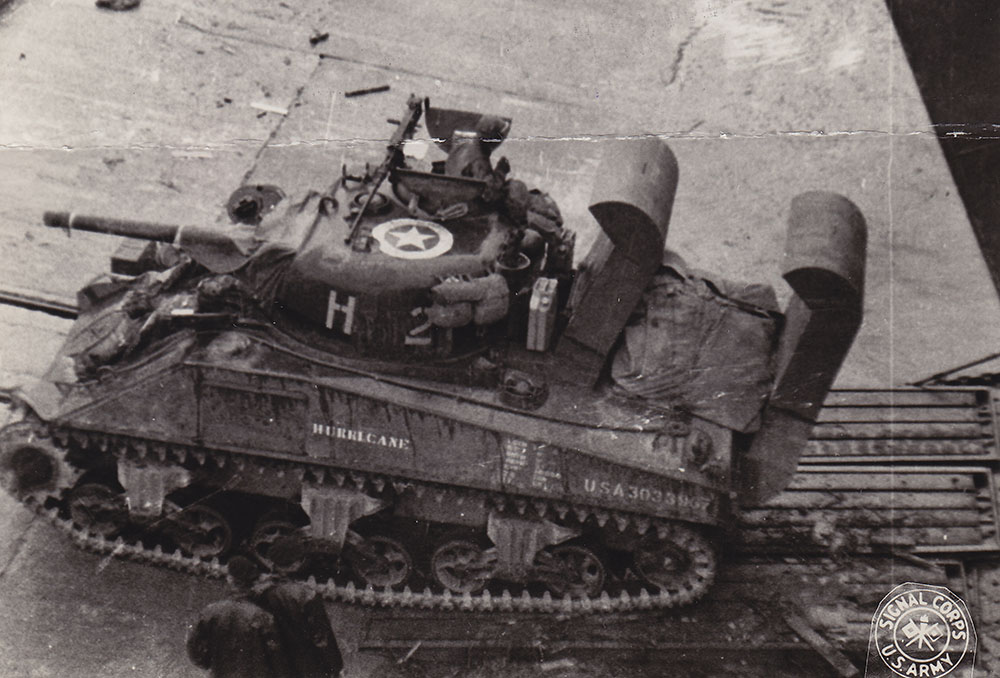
[0,0,997,676]
[1,0,997,387]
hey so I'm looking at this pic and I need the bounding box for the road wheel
[431,539,493,594]
[249,519,303,573]
[537,544,606,599]
[164,502,233,560]
[67,482,128,538]
[349,535,413,589]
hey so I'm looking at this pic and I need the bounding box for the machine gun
[344,94,426,247]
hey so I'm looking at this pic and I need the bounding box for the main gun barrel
[43,212,180,242]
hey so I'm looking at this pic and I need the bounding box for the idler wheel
[68,482,128,538]
[431,539,493,594]
[536,544,606,599]
[634,523,717,605]
[0,421,79,501]
[164,502,233,560]
[348,536,412,589]
[250,519,302,573]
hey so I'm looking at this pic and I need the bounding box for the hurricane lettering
[311,422,411,451]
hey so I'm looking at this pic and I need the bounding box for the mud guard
[555,138,678,384]
[739,191,867,505]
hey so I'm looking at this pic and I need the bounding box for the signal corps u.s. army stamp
[866,582,976,678]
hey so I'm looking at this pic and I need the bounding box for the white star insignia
[389,225,437,250]
[372,219,453,260]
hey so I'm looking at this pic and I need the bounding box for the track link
[7,419,717,614]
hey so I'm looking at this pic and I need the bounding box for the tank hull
[3,325,727,607]
[22,328,728,527]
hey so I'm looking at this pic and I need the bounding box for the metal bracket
[300,483,386,548]
[486,511,578,577]
[117,459,191,518]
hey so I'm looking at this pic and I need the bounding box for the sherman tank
[0,96,867,611]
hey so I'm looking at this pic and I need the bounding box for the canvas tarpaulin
[611,256,780,433]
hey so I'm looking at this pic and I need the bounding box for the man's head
[227,555,261,590]
[475,115,511,153]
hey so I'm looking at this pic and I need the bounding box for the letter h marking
[326,289,357,335]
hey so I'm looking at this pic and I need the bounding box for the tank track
[7,417,716,614]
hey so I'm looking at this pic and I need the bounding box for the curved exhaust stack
[739,192,867,505]
[554,138,678,384]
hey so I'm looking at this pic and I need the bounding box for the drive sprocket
[0,419,80,504]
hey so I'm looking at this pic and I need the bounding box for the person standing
[256,536,344,678]
[186,556,294,678]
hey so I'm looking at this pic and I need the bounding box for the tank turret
[1,96,866,609]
